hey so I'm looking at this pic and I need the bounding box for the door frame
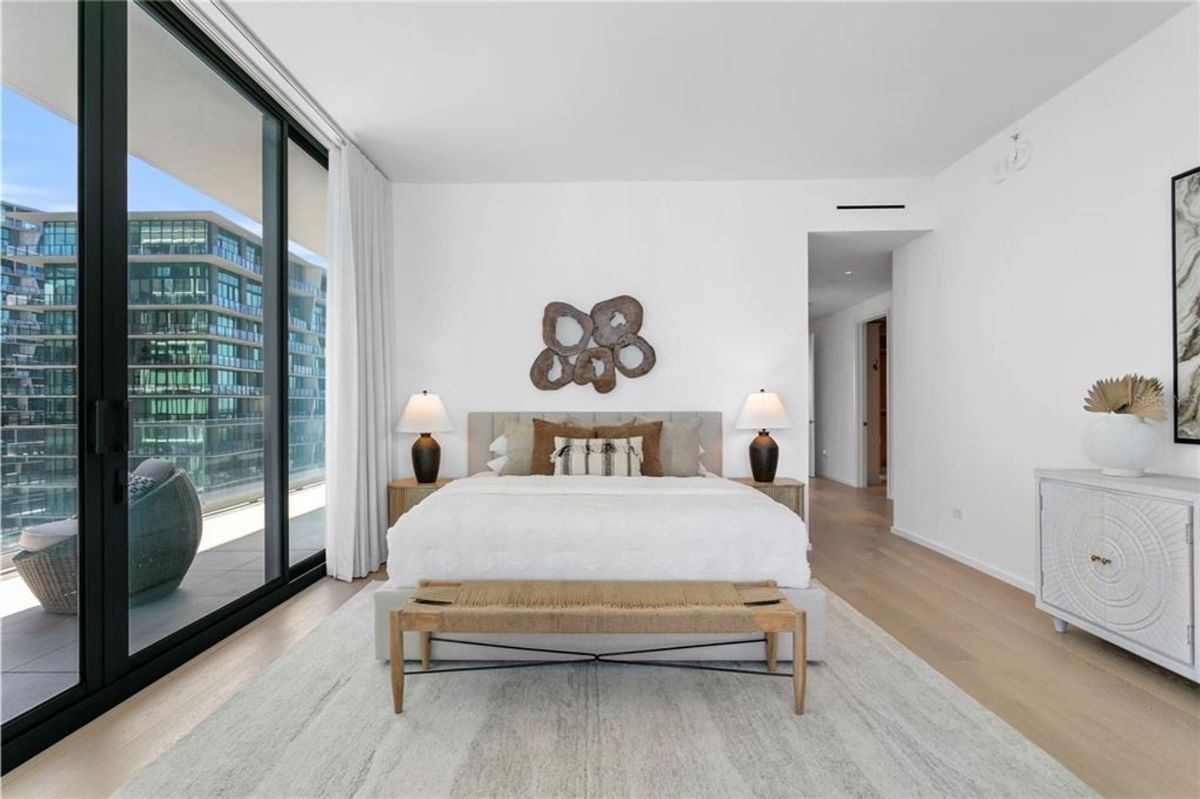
[855,312,892,498]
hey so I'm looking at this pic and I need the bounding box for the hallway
[807,478,1200,798]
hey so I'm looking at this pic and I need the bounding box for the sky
[1,87,324,267]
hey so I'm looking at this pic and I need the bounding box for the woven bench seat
[389,579,806,714]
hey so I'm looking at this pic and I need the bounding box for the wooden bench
[389,579,806,714]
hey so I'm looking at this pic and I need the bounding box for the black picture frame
[1173,165,1200,444]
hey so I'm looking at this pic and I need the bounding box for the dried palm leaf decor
[1083,374,1166,421]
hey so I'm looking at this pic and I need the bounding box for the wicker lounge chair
[12,459,204,614]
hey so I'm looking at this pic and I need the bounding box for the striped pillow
[552,436,644,477]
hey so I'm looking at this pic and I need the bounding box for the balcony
[0,482,326,723]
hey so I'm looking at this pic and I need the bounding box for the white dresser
[1035,469,1199,681]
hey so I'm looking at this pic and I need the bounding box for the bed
[373,411,826,662]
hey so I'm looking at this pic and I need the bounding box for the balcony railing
[3,243,76,257]
[3,290,78,307]
[4,242,285,281]
[129,384,263,397]
[210,325,263,343]
[213,295,262,317]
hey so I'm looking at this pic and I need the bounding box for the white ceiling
[230,0,1189,183]
[808,230,926,319]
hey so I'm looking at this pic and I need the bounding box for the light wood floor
[4,480,1199,797]
[2,571,384,798]
[808,478,1200,799]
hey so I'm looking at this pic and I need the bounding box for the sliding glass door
[126,1,276,653]
[286,141,327,568]
[1,0,329,769]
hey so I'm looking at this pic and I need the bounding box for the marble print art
[1176,166,1200,443]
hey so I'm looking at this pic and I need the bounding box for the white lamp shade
[736,390,791,431]
[396,391,453,433]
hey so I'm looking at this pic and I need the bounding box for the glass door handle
[90,400,129,454]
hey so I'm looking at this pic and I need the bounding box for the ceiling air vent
[835,204,906,210]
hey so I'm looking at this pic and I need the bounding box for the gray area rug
[118,583,1094,798]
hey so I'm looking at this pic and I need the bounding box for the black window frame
[1,0,330,771]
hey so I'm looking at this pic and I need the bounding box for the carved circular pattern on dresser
[1045,486,1185,637]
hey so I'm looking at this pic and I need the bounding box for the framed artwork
[1174,165,1200,443]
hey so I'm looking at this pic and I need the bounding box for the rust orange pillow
[530,419,595,476]
[593,421,663,476]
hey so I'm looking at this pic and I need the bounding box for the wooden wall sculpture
[530,295,656,393]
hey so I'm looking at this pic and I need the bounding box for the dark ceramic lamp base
[412,433,441,483]
[748,430,779,483]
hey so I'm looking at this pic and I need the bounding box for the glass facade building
[1,203,326,563]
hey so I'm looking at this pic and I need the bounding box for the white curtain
[325,143,394,580]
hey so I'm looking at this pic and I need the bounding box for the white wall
[892,7,1200,591]
[392,180,934,479]
[810,291,892,487]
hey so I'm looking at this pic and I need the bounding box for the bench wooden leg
[390,612,405,714]
[793,613,807,715]
[421,631,431,671]
[765,632,777,672]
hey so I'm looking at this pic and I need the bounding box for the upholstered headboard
[467,412,722,476]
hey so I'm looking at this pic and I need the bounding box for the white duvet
[385,475,810,589]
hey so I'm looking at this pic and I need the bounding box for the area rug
[117,582,1094,798]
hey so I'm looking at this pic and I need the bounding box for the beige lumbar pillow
[635,416,703,476]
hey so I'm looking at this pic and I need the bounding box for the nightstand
[733,477,805,520]
[388,478,454,526]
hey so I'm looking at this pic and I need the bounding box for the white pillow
[486,455,509,473]
[489,434,508,455]
[552,436,643,477]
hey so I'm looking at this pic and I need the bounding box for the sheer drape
[324,143,394,580]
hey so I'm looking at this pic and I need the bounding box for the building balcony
[287,279,326,299]
[210,325,263,343]
[129,384,263,397]
[3,243,76,258]
[0,483,326,724]
[2,290,77,307]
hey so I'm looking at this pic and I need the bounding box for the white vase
[1083,413,1164,477]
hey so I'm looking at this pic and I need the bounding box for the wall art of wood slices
[530,295,656,393]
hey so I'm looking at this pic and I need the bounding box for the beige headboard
[467,412,722,475]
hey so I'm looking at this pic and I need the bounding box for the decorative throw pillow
[552,436,643,476]
[489,434,508,455]
[593,421,663,476]
[530,418,595,475]
[127,474,159,504]
[486,455,509,473]
[636,416,704,476]
[499,417,589,476]
[498,421,535,475]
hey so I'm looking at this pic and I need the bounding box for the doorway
[863,317,888,487]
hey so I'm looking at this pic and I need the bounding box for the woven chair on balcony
[12,459,204,615]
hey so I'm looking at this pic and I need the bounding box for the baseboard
[890,525,1034,593]
[816,472,861,489]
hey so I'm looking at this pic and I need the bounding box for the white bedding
[384,474,810,589]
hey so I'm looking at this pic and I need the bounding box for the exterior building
[0,203,326,562]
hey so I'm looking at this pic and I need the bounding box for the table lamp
[736,389,791,483]
[397,391,453,483]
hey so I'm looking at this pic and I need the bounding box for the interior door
[808,332,816,478]
[864,320,883,486]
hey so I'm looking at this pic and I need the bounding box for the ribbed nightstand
[733,477,805,520]
[388,478,454,526]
